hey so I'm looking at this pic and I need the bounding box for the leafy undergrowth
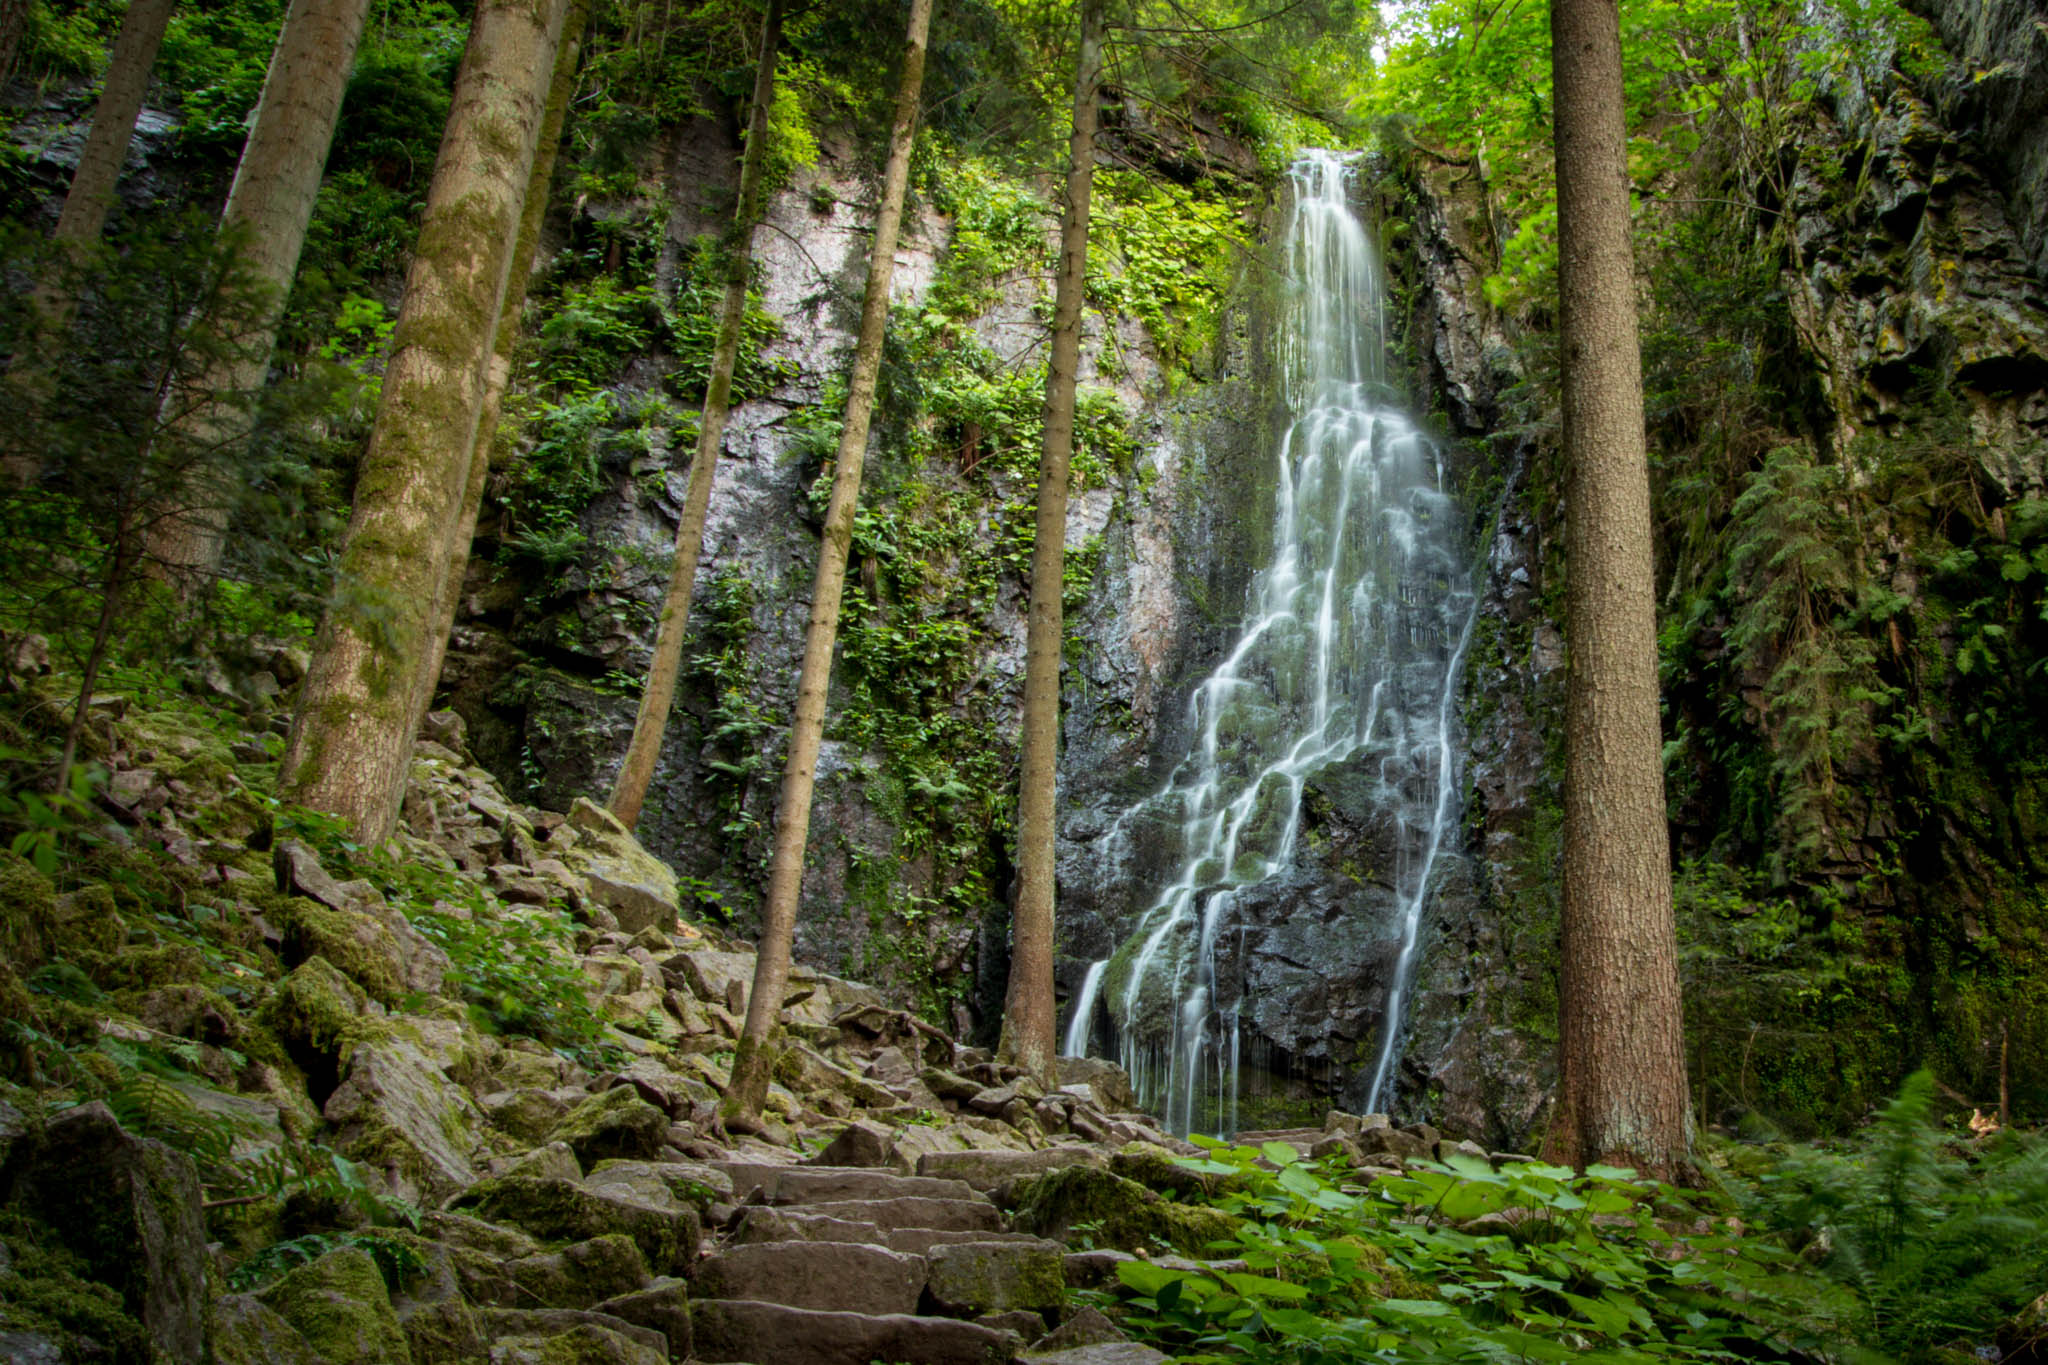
[1101,1081,2045,1363]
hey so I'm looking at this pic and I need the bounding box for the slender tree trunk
[607,0,783,828]
[724,0,933,1126]
[47,0,174,255]
[1551,0,1693,1180]
[417,0,588,714]
[144,0,373,586]
[5,0,174,485]
[998,0,1104,1085]
[280,0,569,841]
[0,0,29,86]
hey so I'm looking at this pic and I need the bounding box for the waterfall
[1075,150,1477,1135]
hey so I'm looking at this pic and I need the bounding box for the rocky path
[0,685,1483,1364]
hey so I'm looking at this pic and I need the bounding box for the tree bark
[0,0,29,86]
[5,0,175,485]
[48,0,174,255]
[607,0,783,829]
[1550,0,1694,1180]
[998,0,1104,1086]
[280,0,569,841]
[417,0,588,715]
[724,0,933,1126]
[144,0,374,586]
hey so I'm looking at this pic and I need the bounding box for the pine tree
[607,0,784,829]
[1550,0,1694,1180]
[281,0,571,840]
[998,0,1105,1085]
[724,0,935,1127]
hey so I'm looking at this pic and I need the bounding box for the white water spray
[1071,150,1477,1133]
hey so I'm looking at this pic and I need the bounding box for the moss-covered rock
[924,1238,1066,1315]
[322,1039,484,1204]
[0,851,53,967]
[279,899,408,1004]
[207,1292,324,1365]
[447,1177,698,1276]
[3,1101,207,1364]
[255,1246,411,1365]
[1009,1166,1241,1257]
[1109,1141,1242,1199]
[487,1320,665,1365]
[0,1230,150,1364]
[500,1233,649,1310]
[545,1087,666,1165]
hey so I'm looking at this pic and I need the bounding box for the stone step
[713,1161,981,1206]
[727,1205,1058,1258]
[693,1240,926,1315]
[884,1226,1050,1256]
[476,1306,668,1358]
[690,1299,1020,1365]
[793,1197,1006,1235]
[914,1146,1106,1192]
[1231,1127,1324,1150]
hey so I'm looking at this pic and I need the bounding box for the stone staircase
[683,1160,1162,1365]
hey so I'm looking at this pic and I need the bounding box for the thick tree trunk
[607,0,783,829]
[280,0,569,841]
[724,0,933,1126]
[418,0,588,714]
[144,0,373,585]
[1550,0,1694,1180]
[998,0,1104,1085]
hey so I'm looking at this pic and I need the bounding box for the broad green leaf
[1261,1140,1302,1167]
[1221,1271,1311,1301]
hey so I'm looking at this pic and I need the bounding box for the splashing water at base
[1066,150,1478,1134]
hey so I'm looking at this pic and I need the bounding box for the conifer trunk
[47,0,173,256]
[998,0,1104,1085]
[418,0,588,711]
[0,0,29,85]
[1550,0,1694,1180]
[5,0,174,485]
[281,0,569,841]
[607,0,783,829]
[724,0,933,1126]
[145,0,373,585]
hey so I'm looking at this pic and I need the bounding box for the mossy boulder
[488,1320,665,1365]
[545,1087,667,1165]
[447,1177,698,1276]
[500,1234,649,1310]
[259,955,374,1070]
[322,1039,485,1203]
[3,1101,206,1364]
[0,851,53,965]
[279,899,408,1004]
[255,1246,411,1365]
[1009,1166,1241,1257]
[1109,1141,1241,1199]
[207,1292,323,1365]
[0,1233,149,1364]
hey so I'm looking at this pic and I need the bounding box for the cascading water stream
[1063,151,1478,1134]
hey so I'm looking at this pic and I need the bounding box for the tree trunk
[998,0,1104,1086]
[607,0,783,829]
[724,0,933,1126]
[5,0,174,485]
[0,0,29,86]
[48,0,174,255]
[280,0,569,841]
[144,0,374,586]
[1550,0,1694,1180]
[417,0,588,715]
